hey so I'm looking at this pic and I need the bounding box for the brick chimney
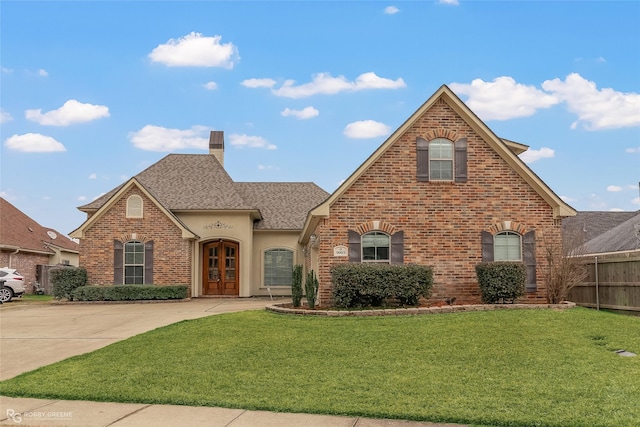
[209,131,224,166]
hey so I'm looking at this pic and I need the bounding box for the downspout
[8,248,20,268]
[594,256,600,311]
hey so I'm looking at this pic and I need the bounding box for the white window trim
[262,247,295,287]
[494,231,523,261]
[429,138,454,182]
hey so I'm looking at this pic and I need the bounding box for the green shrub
[475,262,526,304]
[305,270,319,309]
[291,265,303,307]
[71,285,188,301]
[330,264,433,309]
[51,266,87,300]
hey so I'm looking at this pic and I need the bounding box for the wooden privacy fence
[568,251,640,312]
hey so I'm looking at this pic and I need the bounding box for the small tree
[542,229,589,304]
[305,270,319,309]
[291,265,303,307]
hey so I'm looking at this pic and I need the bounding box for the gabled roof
[70,178,199,239]
[79,154,252,211]
[300,84,576,243]
[564,211,640,254]
[73,153,329,235]
[0,197,79,254]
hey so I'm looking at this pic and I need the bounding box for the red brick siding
[0,251,49,294]
[78,188,192,292]
[315,99,561,305]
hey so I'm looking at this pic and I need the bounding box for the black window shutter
[390,231,404,264]
[144,240,154,285]
[523,231,536,292]
[348,230,361,263]
[416,138,429,182]
[481,231,494,262]
[114,240,124,284]
[454,138,468,183]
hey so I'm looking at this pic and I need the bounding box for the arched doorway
[202,240,239,296]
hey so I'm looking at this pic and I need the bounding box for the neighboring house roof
[564,211,640,254]
[300,84,576,243]
[73,153,329,235]
[0,197,79,254]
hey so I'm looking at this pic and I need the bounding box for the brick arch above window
[117,233,152,243]
[486,221,529,236]
[354,220,397,235]
[419,128,461,143]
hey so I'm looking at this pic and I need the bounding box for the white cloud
[77,196,87,201]
[241,78,276,88]
[628,184,639,190]
[271,72,406,98]
[560,195,577,203]
[258,164,279,171]
[606,185,623,192]
[203,81,218,90]
[439,0,459,5]
[25,99,110,126]
[38,69,48,77]
[343,120,391,139]
[633,196,640,206]
[626,147,640,153]
[1,67,12,74]
[541,73,640,130]
[450,77,559,121]
[518,147,555,164]
[281,106,319,120]
[149,32,239,68]
[129,125,209,152]
[88,173,97,179]
[0,109,13,123]
[4,133,66,152]
[229,134,276,149]
[384,6,399,14]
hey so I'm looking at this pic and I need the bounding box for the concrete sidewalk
[0,299,469,427]
[0,396,468,427]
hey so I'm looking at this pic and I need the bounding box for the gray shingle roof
[78,154,329,230]
[564,211,640,254]
[236,182,328,229]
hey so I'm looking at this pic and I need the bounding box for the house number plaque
[333,245,348,257]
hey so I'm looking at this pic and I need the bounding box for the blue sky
[1,1,639,237]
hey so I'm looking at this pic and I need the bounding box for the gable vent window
[126,195,143,218]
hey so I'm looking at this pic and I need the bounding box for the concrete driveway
[0,298,275,381]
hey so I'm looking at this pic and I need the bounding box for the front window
[124,241,144,284]
[494,232,522,261]
[362,232,390,262]
[264,249,293,286]
[429,138,453,181]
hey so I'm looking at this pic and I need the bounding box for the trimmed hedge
[52,266,88,300]
[331,264,433,309]
[475,262,526,304]
[71,285,188,301]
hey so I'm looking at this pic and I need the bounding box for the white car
[0,267,26,302]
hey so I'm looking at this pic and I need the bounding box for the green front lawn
[1,308,638,426]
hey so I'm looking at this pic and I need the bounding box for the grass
[18,294,54,302]
[1,307,639,427]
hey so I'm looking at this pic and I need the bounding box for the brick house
[300,85,576,305]
[70,136,329,298]
[71,85,575,304]
[1,197,80,293]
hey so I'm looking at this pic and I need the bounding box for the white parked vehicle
[0,267,26,302]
